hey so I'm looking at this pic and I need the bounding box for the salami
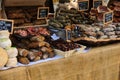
[114,6,120,11]
[97,5,109,13]
[14,29,28,37]
[113,1,120,7]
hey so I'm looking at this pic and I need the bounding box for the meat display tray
[71,37,120,47]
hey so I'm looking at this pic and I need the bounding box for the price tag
[103,11,113,24]
[65,30,71,41]
[78,0,89,11]
[93,0,103,8]
[51,33,60,40]
[0,19,14,33]
[37,7,49,19]
[103,0,110,6]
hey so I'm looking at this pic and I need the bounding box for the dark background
[45,0,54,13]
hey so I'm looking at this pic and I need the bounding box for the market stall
[0,0,120,80]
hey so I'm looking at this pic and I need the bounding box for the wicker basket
[54,45,86,57]
[0,47,8,68]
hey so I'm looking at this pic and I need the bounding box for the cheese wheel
[6,47,18,58]
[6,58,17,67]
[0,38,12,48]
[0,30,10,39]
[0,47,8,68]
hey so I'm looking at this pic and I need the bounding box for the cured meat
[97,13,103,22]
[27,27,38,35]
[113,17,120,23]
[49,39,82,51]
[5,7,46,27]
[38,27,50,35]
[90,8,98,16]
[30,35,45,42]
[109,5,114,10]
[14,19,25,25]
[14,29,28,37]
[7,13,25,19]
[113,1,120,7]
[109,1,120,23]
[114,6,120,11]
[97,5,110,13]
[27,27,50,36]
[114,11,120,17]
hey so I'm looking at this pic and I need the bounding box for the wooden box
[4,0,46,7]
[2,0,48,28]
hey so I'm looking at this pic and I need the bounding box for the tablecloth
[0,43,120,80]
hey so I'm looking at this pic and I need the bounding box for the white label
[51,33,60,40]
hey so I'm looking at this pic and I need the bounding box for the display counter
[0,43,120,80]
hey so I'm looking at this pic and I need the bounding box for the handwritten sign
[37,7,49,19]
[104,11,113,24]
[78,1,89,11]
[66,30,72,42]
[0,19,14,33]
[93,0,102,8]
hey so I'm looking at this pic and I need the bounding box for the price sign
[0,19,14,33]
[103,0,110,6]
[37,7,49,19]
[66,30,72,42]
[104,11,113,24]
[51,33,60,40]
[78,0,89,11]
[93,0,102,8]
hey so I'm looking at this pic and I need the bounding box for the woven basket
[0,47,8,68]
[54,45,86,57]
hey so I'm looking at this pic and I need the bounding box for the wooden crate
[4,0,46,7]
[2,0,48,28]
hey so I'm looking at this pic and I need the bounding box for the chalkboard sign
[0,19,14,33]
[37,7,49,19]
[66,30,72,42]
[78,1,89,11]
[93,0,102,8]
[104,11,113,24]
